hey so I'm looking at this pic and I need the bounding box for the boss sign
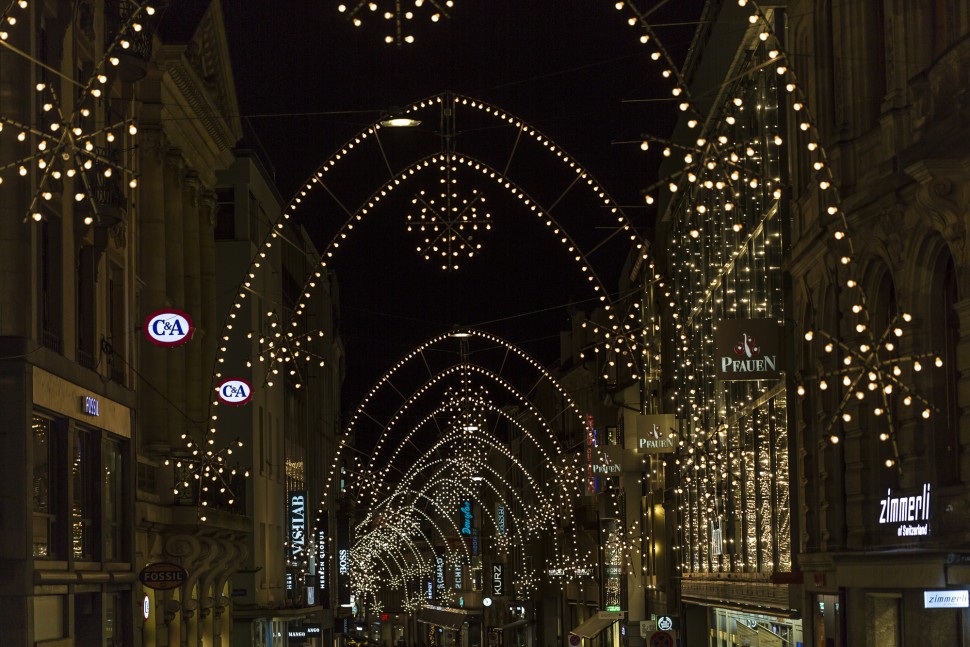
[217,378,253,405]
[145,309,195,348]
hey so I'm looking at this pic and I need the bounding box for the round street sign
[649,631,674,647]
[139,562,188,590]
[568,635,581,647]
[216,378,253,406]
[144,309,195,348]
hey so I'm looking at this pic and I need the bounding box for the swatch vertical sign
[715,319,782,381]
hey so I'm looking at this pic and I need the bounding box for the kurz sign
[715,319,782,381]
[139,562,188,590]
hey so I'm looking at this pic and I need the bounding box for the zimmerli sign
[879,483,932,537]
[924,590,969,608]
[715,319,782,381]
[144,309,194,347]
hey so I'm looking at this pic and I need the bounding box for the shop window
[72,427,98,561]
[33,595,66,641]
[103,436,126,560]
[866,594,900,647]
[105,591,130,646]
[32,415,59,558]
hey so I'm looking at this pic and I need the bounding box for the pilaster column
[164,151,186,447]
[199,190,218,420]
[182,173,203,426]
[954,299,970,482]
[139,127,171,454]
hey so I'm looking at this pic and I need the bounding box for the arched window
[933,252,960,484]
[867,267,899,490]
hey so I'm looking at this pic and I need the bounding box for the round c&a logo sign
[217,378,252,406]
[145,309,194,348]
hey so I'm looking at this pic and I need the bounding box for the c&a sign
[715,319,782,381]
[145,309,195,347]
[216,378,252,405]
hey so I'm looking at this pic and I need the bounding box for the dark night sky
[222,1,700,413]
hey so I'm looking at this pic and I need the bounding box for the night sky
[222,1,700,414]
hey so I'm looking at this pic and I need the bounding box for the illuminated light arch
[198,92,657,511]
[349,362,582,508]
[367,395,566,515]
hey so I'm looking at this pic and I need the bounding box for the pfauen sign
[216,378,252,405]
[144,309,195,347]
[637,414,678,453]
[715,319,782,381]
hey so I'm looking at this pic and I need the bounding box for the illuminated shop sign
[80,395,100,417]
[591,461,620,475]
[289,492,306,562]
[460,500,473,535]
[585,415,597,495]
[715,319,781,381]
[338,549,350,575]
[216,378,252,405]
[317,529,328,594]
[427,580,434,600]
[144,309,194,347]
[454,563,463,590]
[496,505,506,534]
[436,556,446,593]
[491,563,504,597]
[637,414,677,453]
[924,590,968,608]
[879,483,931,537]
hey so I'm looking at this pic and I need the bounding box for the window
[39,218,63,352]
[215,187,235,240]
[103,437,125,560]
[105,592,129,646]
[32,415,57,558]
[72,427,97,560]
[937,255,960,484]
[76,245,96,369]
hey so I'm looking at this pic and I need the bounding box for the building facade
[787,1,970,645]
[0,1,343,645]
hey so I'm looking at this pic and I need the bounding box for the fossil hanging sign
[139,562,188,590]
[715,319,782,381]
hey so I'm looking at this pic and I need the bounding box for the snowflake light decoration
[406,162,491,271]
[0,1,156,225]
[337,0,454,46]
[0,0,29,40]
[164,436,249,522]
[801,310,943,468]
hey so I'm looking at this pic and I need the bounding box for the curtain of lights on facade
[668,41,791,576]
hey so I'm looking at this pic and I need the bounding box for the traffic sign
[648,631,674,647]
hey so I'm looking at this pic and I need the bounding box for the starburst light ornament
[0,0,156,225]
[337,0,454,46]
[406,168,491,271]
[801,311,943,468]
